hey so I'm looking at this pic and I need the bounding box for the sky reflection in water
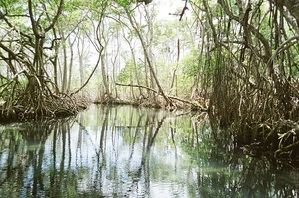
[0,105,298,197]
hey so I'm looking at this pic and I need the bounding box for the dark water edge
[0,104,298,198]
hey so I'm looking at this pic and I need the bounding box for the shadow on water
[0,104,298,197]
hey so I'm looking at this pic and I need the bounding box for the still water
[0,105,298,197]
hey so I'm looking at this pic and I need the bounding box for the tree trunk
[125,8,172,105]
[60,29,68,93]
[67,37,75,92]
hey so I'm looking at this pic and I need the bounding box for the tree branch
[115,82,200,106]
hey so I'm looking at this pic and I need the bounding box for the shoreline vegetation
[0,92,207,123]
[0,94,89,123]
[1,97,299,167]
[94,83,209,111]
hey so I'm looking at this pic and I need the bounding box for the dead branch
[115,82,203,107]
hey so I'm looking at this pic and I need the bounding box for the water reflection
[0,105,298,197]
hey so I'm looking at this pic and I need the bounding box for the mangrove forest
[1,0,299,197]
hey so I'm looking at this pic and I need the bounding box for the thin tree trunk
[122,31,144,97]
[125,8,172,105]
[77,36,85,87]
[100,23,110,96]
[67,37,75,92]
[60,30,68,93]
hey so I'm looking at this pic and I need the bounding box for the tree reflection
[0,119,77,197]
[182,118,299,197]
[0,105,298,197]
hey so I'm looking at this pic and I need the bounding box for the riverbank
[1,95,298,168]
[94,96,208,112]
[0,95,89,123]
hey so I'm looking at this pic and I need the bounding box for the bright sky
[155,0,190,21]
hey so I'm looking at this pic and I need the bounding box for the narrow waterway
[0,105,298,197]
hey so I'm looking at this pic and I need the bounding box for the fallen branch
[115,82,201,107]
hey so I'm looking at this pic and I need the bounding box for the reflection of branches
[0,131,22,186]
[32,137,46,197]
[98,107,109,158]
[111,107,119,157]
[125,115,166,195]
[147,116,166,149]
[47,120,78,197]
[170,119,178,172]
[0,119,73,196]
[128,114,144,162]
[74,119,98,154]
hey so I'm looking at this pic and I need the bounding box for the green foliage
[0,0,21,10]
[115,0,133,7]
[117,59,143,83]
[117,61,134,83]
[182,49,202,77]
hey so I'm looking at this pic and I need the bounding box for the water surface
[0,105,298,197]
